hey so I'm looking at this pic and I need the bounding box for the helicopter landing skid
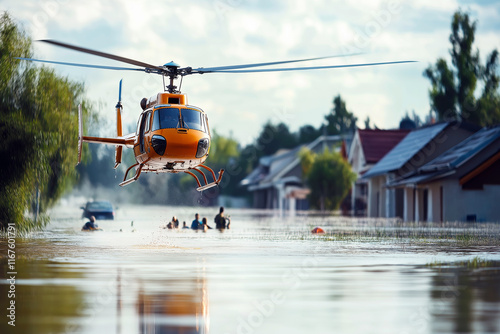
[184,165,224,192]
[119,160,149,187]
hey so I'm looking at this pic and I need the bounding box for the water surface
[1,204,500,334]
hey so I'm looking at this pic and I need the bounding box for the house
[240,135,345,213]
[348,128,410,216]
[387,126,500,222]
[362,122,479,219]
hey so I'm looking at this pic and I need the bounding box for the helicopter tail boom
[82,135,135,147]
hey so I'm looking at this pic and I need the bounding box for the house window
[360,184,367,196]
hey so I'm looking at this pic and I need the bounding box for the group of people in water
[163,206,230,232]
[82,206,231,232]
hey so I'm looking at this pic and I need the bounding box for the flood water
[1,203,500,334]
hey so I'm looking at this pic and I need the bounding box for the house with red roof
[348,128,410,215]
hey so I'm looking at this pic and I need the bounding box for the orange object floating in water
[311,227,325,234]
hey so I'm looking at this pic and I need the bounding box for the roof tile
[358,129,410,163]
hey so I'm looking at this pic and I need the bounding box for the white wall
[442,180,500,222]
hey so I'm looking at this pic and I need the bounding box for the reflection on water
[429,261,500,333]
[0,258,211,334]
[136,270,209,334]
[0,204,500,334]
[0,259,86,334]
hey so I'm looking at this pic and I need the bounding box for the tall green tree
[255,121,297,157]
[399,110,423,129]
[424,59,457,119]
[363,116,372,129]
[236,121,298,171]
[450,10,479,117]
[424,9,500,125]
[206,130,239,167]
[477,50,500,124]
[0,12,92,231]
[324,95,357,135]
[297,124,321,144]
[205,130,242,195]
[300,147,355,211]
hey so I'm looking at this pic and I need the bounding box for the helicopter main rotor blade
[193,53,363,73]
[15,57,148,72]
[196,60,417,74]
[39,39,164,71]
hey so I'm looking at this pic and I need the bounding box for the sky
[3,0,500,145]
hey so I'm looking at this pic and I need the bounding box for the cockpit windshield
[152,107,205,132]
[152,108,179,131]
[181,109,204,131]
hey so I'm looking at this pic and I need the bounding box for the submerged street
[1,203,499,334]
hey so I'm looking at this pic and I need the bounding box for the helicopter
[17,40,415,191]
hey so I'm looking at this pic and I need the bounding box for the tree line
[0,13,94,232]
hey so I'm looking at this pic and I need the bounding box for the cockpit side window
[201,113,207,133]
[152,108,180,131]
[136,115,142,135]
[144,111,152,133]
[205,115,210,136]
[181,109,203,131]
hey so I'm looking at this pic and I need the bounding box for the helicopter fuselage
[79,91,222,190]
[133,92,211,172]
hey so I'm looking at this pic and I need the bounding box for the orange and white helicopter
[17,40,414,191]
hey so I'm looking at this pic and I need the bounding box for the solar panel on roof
[363,123,448,178]
[420,126,500,172]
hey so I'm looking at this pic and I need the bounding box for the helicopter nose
[157,129,208,159]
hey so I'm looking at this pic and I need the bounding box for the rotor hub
[161,62,182,93]
[163,61,180,68]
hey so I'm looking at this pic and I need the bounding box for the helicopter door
[138,112,150,154]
